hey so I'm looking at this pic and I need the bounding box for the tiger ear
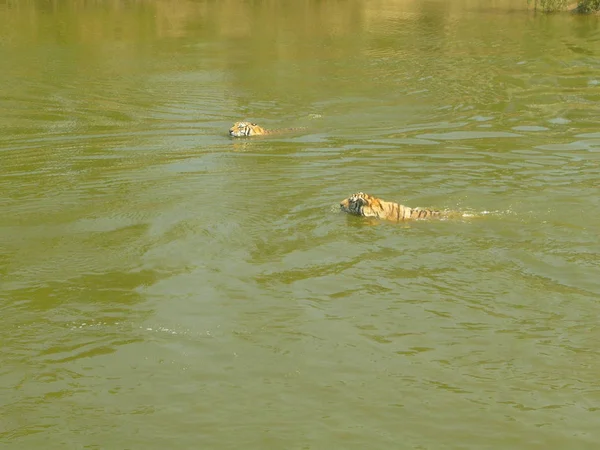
[356,195,369,206]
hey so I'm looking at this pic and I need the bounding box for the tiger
[340,192,445,222]
[229,121,305,137]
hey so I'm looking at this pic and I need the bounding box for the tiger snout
[340,199,349,210]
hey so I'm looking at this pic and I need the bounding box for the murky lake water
[1,0,600,448]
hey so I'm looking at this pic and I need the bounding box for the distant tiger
[340,192,446,222]
[229,121,305,137]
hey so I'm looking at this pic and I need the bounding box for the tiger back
[339,192,444,222]
[229,121,306,137]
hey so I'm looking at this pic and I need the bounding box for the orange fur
[229,121,268,137]
[229,121,305,137]
[340,192,443,222]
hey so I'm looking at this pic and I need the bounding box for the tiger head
[229,121,266,137]
[340,192,384,218]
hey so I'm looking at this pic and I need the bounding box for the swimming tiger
[229,121,305,137]
[340,192,445,222]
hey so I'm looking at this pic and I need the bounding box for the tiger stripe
[229,121,305,137]
[340,192,444,222]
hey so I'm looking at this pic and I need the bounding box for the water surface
[1,1,600,448]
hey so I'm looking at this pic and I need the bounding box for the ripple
[3,2,600,447]
[417,131,522,140]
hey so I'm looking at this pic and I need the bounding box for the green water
[2,0,600,448]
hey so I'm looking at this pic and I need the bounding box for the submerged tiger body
[229,121,305,137]
[340,192,445,222]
